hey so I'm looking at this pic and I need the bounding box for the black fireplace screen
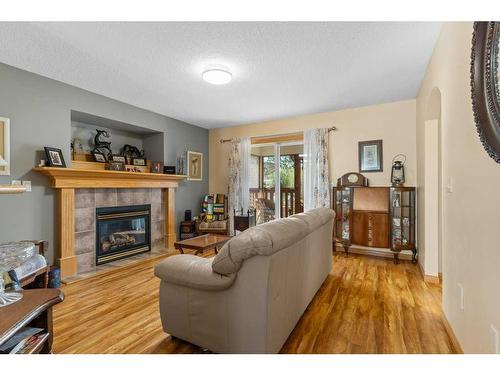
[95,204,151,265]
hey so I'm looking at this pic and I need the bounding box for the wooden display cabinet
[333,186,354,254]
[333,173,417,264]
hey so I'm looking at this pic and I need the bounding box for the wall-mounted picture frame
[111,154,126,164]
[132,157,147,166]
[92,150,107,163]
[0,117,10,175]
[44,147,67,168]
[187,150,203,181]
[358,140,383,172]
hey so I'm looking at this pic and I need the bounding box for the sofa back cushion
[212,207,334,275]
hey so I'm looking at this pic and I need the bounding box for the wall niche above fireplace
[96,204,151,265]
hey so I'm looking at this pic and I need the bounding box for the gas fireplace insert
[95,204,151,265]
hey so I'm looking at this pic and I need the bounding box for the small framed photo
[107,161,125,171]
[92,151,107,163]
[358,140,383,173]
[187,151,203,181]
[131,157,147,166]
[112,155,126,164]
[44,147,66,168]
[151,161,163,174]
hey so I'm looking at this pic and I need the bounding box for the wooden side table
[179,220,197,240]
[0,289,64,354]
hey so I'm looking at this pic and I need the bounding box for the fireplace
[95,204,151,265]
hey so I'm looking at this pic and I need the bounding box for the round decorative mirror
[471,22,500,163]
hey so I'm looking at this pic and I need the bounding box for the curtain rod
[219,126,337,144]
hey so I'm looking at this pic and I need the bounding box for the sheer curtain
[228,137,251,234]
[303,128,331,212]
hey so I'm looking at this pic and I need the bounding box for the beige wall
[209,100,416,193]
[417,22,500,353]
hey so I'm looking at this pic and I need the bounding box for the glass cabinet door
[333,187,352,243]
[390,187,416,253]
[341,188,352,241]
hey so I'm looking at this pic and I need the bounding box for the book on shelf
[10,332,49,354]
[0,327,48,354]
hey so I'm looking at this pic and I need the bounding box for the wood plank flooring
[52,252,457,354]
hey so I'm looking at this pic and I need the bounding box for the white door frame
[424,119,440,277]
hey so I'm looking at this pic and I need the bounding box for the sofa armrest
[154,255,236,291]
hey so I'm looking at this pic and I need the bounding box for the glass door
[249,141,303,224]
[279,143,304,218]
[250,143,276,224]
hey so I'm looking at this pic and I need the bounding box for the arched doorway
[423,87,443,281]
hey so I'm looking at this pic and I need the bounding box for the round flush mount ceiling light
[202,67,232,85]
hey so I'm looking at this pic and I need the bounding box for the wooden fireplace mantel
[33,167,187,189]
[34,167,187,279]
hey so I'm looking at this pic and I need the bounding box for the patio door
[249,141,303,224]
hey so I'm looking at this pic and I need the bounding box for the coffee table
[174,234,231,256]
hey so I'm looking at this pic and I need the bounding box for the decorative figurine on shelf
[392,193,401,207]
[121,144,145,165]
[92,129,113,161]
[391,154,406,186]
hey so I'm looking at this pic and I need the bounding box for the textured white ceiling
[0,22,441,129]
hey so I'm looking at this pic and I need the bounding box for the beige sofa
[154,207,335,353]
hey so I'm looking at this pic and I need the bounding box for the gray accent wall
[0,63,209,263]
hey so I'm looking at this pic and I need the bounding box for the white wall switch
[490,325,499,354]
[22,180,32,192]
[457,283,464,311]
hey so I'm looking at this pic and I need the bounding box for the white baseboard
[334,244,413,261]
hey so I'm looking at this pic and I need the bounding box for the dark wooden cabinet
[233,209,256,233]
[179,220,197,240]
[333,183,417,264]
[0,289,64,354]
[352,211,390,248]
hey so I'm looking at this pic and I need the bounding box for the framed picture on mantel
[359,140,383,173]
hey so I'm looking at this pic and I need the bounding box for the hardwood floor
[52,252,457,354]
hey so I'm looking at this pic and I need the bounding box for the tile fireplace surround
[34,167,186,280]
[75,188,165,274]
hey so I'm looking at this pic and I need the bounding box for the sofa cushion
[155,254,236,291]
[212,207,334,275]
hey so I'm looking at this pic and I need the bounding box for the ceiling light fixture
[202,67,232,85]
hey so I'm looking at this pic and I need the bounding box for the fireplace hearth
[96,204,151,265]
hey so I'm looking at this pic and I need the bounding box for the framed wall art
[0,117,10,175]
[187,151,203,181]
[358,140,383,173]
